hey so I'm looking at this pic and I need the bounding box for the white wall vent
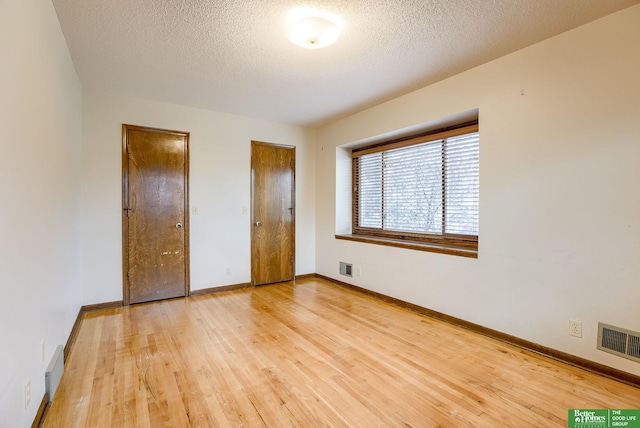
[597,322,640,363]
[45,344,64,402]
[339,262,352,277]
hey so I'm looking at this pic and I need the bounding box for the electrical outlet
[41,340,46,362]
[25,379,30,409]
[225,268,231,276]
[569,319,582,338]
[356,267,362,277]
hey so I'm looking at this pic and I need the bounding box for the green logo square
[569,410,640,428]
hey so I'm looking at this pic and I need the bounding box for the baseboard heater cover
[45,344,64,403]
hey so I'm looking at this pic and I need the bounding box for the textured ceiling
[52,0,639,127]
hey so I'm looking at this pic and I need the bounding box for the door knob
[176,223,183,229]
[255,221,262,227]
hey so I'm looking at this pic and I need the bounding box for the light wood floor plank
[44,278,640,427]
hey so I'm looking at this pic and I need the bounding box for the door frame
[122,124,190,305]
[250,140,296,286]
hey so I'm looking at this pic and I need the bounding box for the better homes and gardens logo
[569,410,640,428]
[571,410,608,427]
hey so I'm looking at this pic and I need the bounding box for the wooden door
[251,141,295,286]
[123,125,189,304]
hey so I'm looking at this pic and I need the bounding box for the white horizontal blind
[358,152,383,228]
[444,132,479,235]
[383,139,443,233]
[355,130,479,238]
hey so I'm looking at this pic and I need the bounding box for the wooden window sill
[335,234,478,259]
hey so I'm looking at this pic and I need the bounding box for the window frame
[348,121,479,255]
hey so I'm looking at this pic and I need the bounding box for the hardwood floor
[44,278,640,427]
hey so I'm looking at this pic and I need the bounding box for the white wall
[0,0,83,426]
[316,5,640,376]
[82,90,316,304]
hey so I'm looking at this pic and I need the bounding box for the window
[349,123,479,255]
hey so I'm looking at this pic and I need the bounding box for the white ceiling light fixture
[287,15,340,49]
